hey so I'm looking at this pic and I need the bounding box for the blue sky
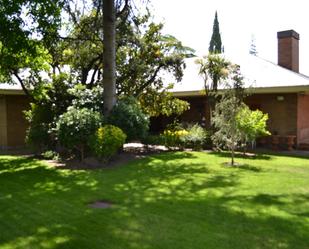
[150,0,309,75]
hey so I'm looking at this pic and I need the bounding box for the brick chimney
[277,30,299,73]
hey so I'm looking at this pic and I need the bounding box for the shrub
[107,97,149,141]
[161,129,188,149]
[68,84,104,113]
[25,123,51,152]
[89,125,126,162]
[24,103,54,152]
[24,74,74,151]
[56,107,102,160]
[41,150,60,160]
[236,105,271,149]
[180,124,208,150]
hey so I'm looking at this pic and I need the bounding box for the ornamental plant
[107,97,149,141]
[88,125,127,162]
[180,124,208,150]
[236,105,271,149]
[161,129,188,149]
[56,107,102,161]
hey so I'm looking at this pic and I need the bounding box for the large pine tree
[209,11,223,54]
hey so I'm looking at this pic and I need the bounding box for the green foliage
[56,107,102,160]
[139,89,190,117]
[180,124,208,150]
[24,74,74,151]
[195,54,231,93]
[0,0,63,88]
[212,96,242,145]
[236,105,271,144]
[117,19,195,96]
[25,123,51,152]
[161,129,188,149]
[89,125,126,161]
[107,97,149,141]
[41,150,60,160]
[65,10,194,117]
[212,95,243,164]
[211,65,246,165]
[68,84,104,113]
[209,11,223,54]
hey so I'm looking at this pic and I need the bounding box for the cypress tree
[209,11,223,54]
[249,35,258,56]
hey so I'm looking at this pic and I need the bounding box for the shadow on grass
[221,163,262,172]
[209,151,272,161]
[0,154,309,249]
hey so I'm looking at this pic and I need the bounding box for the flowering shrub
[180,124,208,150]
[88,125,126,162]
[159,124,208,150]
[161,129,188,148]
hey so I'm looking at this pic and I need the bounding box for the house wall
[150,93,298,138]
[179,97,208,126]
[0,95,30,148]
[150,96,208,133]
[0,96,8,148]
[297,93,309,144]
[245,93,297,136]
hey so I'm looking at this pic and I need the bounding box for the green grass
[0,152,308,249]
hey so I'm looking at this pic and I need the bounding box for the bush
[236,105,271,149]
[180,124,208,150]
[24,74,74,151]
[161,129,188,149]
[107,97,149,141]
[25,123,51,152]
[89,125,126,161]
[56,107,102,160]
[24,103,54,152]
[69,84,104,113]
[41,150,60,160]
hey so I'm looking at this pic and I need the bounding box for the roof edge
[172,85,309,97]
[0,89,26,95]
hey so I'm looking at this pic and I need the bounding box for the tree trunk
[103,0,117,115]
[231,147,235,166]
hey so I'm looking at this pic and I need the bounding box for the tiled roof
[167,53,309,94]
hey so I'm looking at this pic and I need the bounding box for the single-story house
[153,30,309,149]
[1,29,309,150]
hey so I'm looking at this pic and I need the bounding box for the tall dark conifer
[209,11,223,54]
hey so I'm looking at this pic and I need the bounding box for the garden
[1,1,309,248]
[0,151,309,249]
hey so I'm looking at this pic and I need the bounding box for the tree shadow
[209,151,272,161]
[1,154,309,249]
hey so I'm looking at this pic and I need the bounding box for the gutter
[172,85,309,97]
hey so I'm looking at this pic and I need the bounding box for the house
[154,30,309,149]
[1,29,309,150]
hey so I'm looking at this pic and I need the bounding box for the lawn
[0,152,308,249]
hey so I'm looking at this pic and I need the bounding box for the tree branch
[134,64,164,97]
[88,67,99,89]
[116,0,129,18]
[12,71,33,100]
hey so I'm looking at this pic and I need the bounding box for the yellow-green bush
[89,125,127,161]
[161,129,188,148]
